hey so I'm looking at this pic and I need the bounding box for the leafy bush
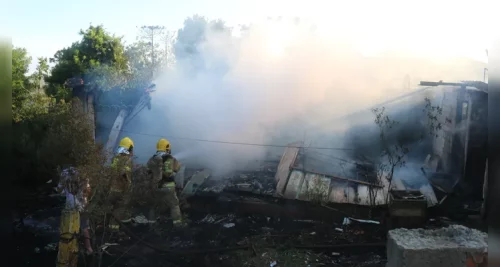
[12,98,104,186]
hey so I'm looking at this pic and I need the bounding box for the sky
[2,0,492,73]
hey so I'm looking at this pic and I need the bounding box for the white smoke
[123,16,486,175]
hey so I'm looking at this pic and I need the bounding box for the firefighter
[109,137,134,230]
[55,167,93,267]
[147,138,184,227]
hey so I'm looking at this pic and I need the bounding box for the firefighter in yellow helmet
[109,137,134,230]
[147,138,184,227]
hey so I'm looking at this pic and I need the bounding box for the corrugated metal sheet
[281,169,388,206]
[275,146,438,207]
[294,150,378,184]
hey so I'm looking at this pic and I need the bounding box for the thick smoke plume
[123,16,486,176]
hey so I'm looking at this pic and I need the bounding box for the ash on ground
[101,210,387,267]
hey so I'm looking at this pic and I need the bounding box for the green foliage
[14,92,54,122]
[12,47,54,122]
[47,25,130,97]
[126,41,154,83]
[31,57,49,90]
[13,98,103,185]
[12,22,176,184]
[12,47,32,121]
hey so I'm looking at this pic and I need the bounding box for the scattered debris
[100,243,119,256]
[182,169,211,197]
[132,215,155,224]
[388,190,428,229]
[294,219,316,224]
[343,217,380,225]
[335,228,343,232]
[101,243,119,251]
[270,260,277,267]
[44,243,57,251]
[236,183,252,192]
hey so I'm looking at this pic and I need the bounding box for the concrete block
[386,225,487,267]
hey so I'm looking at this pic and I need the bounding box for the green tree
[137,25,165,78]
[12,47,32,119]
[47,25,130,99]
[31,57,49,91]
[125,41,153,87]
[12,47,53,122]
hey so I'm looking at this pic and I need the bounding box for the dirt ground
[13,188,388,267]
[96,210,387,267]
[11,167,486,267]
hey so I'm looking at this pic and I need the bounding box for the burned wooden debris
[387,190,428,229]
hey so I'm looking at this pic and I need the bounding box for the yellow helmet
[119,137,134,151]
[156,138,171,152]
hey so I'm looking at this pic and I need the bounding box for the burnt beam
[420,81,466,87]
[186,194,386,223]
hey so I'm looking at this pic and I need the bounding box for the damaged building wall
[275,82,487,207]
[461,89,488,198]
[276,146,390,206]
[286,169,388,205]
[424,85,488,197]
[342,83,487,199]
[275,146,439,207]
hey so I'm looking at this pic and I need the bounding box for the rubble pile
[195,165,278,196]
[386,225,488,267]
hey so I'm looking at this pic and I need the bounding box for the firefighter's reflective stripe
[111,157,131,172]
[163,158,175,177]
[111,157,118,168]
[161,181,176,188]
[57,210,80,267]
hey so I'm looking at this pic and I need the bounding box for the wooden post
[87,93,96,141]
[481,159,488,220]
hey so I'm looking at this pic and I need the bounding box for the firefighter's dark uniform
[147,138,183,226]
[109,137,134,230]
